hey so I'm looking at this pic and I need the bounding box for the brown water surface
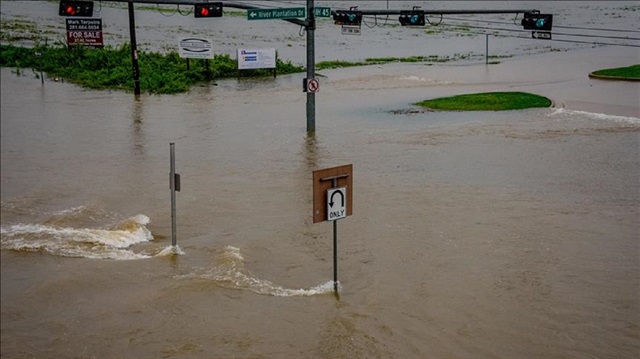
[1,1,639,358]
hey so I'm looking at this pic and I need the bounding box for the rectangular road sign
[341,25,361,36]
[247,7,305,20]
[313,164,353,223]
[327,187,347,221]
[314,7,331,18]
[532,31,552,40]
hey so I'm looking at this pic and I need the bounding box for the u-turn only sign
[327,187,347,221]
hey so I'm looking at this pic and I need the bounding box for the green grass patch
[0,18,56,43]
[316,55,460,70]
[590,64,640,80]
[415,92,552,111]
[0,44,304,94]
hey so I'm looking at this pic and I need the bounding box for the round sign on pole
[307,78,319,93]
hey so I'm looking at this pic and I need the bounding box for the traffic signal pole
[306,0,316,134]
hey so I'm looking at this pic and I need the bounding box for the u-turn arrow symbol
[329,189,344,208]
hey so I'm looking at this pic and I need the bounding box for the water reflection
[130,96,145,157]
[304,133,319,171]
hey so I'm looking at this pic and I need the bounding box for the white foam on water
[177,246,335,297]
[0,214,154,260]
[400,75,451,85]
[155,245,186,257]
[50,206,86,216]
[548,108,640,124]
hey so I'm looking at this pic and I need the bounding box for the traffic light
[59,1,93,17]
[333,10,363,26]
[521,12,553,31]
[194,2,223,18]
[399,10,425,26]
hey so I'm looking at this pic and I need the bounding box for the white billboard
[237,48,276,70]
[178,38,214,59]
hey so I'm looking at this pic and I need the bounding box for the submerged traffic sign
[247,7,305,20]
[312,164,353,223]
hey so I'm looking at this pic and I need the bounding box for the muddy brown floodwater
[2,1,639,359]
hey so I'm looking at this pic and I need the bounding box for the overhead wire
[425,14,443,26]
[439,21,640,41]
[443,15,640,34]
[176,4,192,16]
[156,4,179,17]
[437,23,640,48]
[225,1,640,47]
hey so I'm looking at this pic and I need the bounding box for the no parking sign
[304,78,319,93]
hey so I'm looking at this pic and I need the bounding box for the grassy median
[589,64,640,81]
[415,92,552,111]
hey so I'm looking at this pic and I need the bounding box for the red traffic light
[59,1,93,17]
[194,3,223,18]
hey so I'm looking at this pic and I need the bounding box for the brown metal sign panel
[312,164,353,223]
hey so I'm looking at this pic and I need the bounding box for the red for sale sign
[66,18,103,48]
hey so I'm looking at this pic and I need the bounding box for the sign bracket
[320,174,349,182]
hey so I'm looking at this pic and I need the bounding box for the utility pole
[127,0,141,96]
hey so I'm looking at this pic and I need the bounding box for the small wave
[0,214,153,260]
[43,205,116,228]
[402,75,428,82]
[155,245,186,257]
[548,108,640,124]
[177,246,335,297]
[400,75,451,85]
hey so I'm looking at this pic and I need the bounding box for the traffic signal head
[399,10,425,26]
[194,2,223,18]
[521,12,553,31]
[59,1,93,17]
[333,10,363,26]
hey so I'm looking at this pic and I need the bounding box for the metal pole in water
[332,178,338,295]
[170,143,177,247]
[306,0,316,134]
[333,215,338,294]
[486,34,489,65]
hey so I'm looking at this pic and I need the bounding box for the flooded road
[2,1,640,358]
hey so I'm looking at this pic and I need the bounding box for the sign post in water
[312,164,353,297]
[170,143,181,247]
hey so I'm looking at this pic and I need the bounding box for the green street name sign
[247,7,306,20]
[314,7,331,18]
